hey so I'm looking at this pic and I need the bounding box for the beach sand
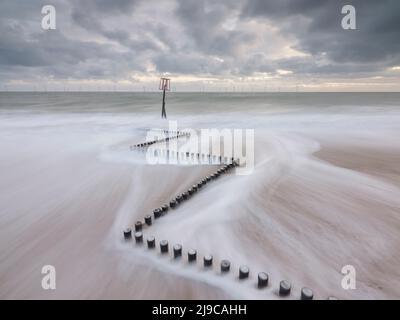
[0,129,399,300]
[1,93,400,300]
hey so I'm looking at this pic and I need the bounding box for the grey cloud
[0,21,114,68]
[72,0,139,15]
[276,56,385,76]
[70,2,161,52]
[1,0,400,85]
[154,52,230,74]
[0,24,143,83]
[175,0,255,57]
[242,0,400,66]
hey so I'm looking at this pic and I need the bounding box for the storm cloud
[243,0,400,65]
[0,0,399,90]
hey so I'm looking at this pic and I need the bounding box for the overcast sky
[1,0,400,91]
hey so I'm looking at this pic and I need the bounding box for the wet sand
[0,138,229,299]
[1,128,400,300]
[1,92,400,300]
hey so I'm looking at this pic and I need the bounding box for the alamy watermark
[41,5,56,30]
[41,265,56,290]
[142,121,254,175]
[341,5,356,30]
[341,264,356,290]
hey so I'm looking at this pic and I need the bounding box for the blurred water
[0,92,400,299]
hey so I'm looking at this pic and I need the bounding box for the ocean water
[1,92,400,299]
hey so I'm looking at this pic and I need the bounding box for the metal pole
[161,87,167,118]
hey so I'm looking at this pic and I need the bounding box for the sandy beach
[1,92,400,300]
